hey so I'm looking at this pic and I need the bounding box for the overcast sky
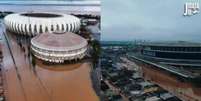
[101,0,201,42]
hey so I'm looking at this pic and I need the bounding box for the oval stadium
[31,31,88,63]
[4,12,80,36]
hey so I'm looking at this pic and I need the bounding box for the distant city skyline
[0,0,100,15]
[102,0,201,42]
[0,0,99,3]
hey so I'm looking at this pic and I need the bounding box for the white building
[31,31,88,63]
[4,12,80,36]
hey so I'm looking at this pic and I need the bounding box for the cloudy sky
[101,0,201,42]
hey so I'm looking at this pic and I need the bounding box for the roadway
[1,24,27,101]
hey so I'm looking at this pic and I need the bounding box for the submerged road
[1,26,27,101]
[2,24,51,101]
[0,24,99,101]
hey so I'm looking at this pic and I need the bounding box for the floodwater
[136,62,201,101]
[1,30,99,101]
[35,60,99,101]
[0,1,100,15]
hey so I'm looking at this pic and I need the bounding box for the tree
[191,76,201,87]
[90,40,101,68]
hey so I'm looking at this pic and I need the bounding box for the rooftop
[139,41,201,47]
[31,32,87,51]
[160,93,174,100]
[130,54,196,78]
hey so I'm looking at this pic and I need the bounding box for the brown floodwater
[2,31,99,101]
[35,59,99,101]
[136,62,201,101]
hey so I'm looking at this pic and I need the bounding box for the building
[31,31,88,63]
[4,12,80,36]
[140,41,201,67]
[130,41,201,101]
[3,12,87,63]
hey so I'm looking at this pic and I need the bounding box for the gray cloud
[101,0,201,42]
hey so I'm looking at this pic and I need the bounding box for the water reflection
[4,31,99,101]
[35,58,83,71]
[35,61,99,101]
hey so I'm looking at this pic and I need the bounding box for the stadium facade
[140,41,201,67]
[4,12,87,63]
[4,12,80,36]
[31,31,88,63]
[130,41,201,80]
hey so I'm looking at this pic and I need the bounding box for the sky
[0,0,99,1]
[101,0,201,42]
